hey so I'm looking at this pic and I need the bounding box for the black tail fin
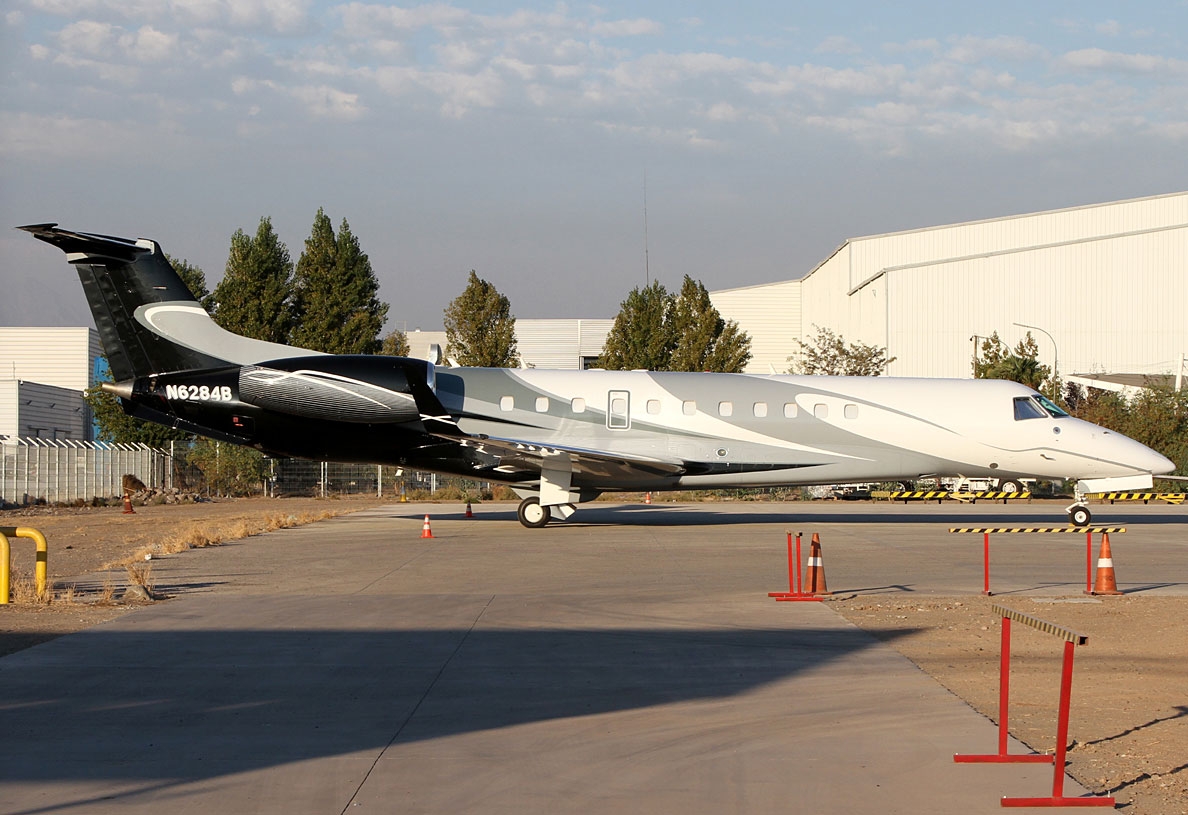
[20,224,230,380]
[22,224,319,383]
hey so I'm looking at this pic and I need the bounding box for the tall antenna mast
[643,169,650,285]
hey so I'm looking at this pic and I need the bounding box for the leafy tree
[598,280,675,371]
[972,331,1052,393]
[209,217,294,343]
[788,325,895,376]
[291,209,389,354]
[443,270,519,367]
[167,254,211,308]
[598,277,751,372]
[186,439,268,496]
[379,329,410,357]
[1127,384,1188,477]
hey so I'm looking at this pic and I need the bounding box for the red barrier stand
[768,531,824,602]
[955,604,1115,808]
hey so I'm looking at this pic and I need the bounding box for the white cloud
[1060,48,1188,75]
[1095,20,1120,36]
[290,84,366,119]
[591,18,662,38]
[128,26,177,62]
[946,35,1046,64]
[815,35,860,55]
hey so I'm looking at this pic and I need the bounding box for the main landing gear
[517,496,551,528]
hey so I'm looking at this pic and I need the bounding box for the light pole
[1014,322,1057,398]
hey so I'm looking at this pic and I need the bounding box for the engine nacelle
[237,355,436,424]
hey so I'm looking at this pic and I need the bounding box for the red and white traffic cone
[644,492,652,504]
[804,533,832,596]
[1090,533,1123,596]
[420,514,434,539]
[122,493,135,514]
[465,501,473,518]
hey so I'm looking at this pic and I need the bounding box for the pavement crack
[340,594,495,814]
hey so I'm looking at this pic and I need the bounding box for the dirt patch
[0,495,390,654]
[833,595,1188,815]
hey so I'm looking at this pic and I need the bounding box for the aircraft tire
[999,479,1023,494]
[1069,505,1092,526]
[517,497,551,528]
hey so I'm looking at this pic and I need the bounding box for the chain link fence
[1,438,167,507]
[1,437,490,506]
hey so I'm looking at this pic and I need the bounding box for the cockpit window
[1013,396,1047,420]
[1034,393,1069,418]
[1013,394,1068,420]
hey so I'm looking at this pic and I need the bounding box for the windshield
[1013,394,1068,420]
[1034,393,1069,418]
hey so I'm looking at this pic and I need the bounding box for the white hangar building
[711,191,1188,388]
[0,327,102,442]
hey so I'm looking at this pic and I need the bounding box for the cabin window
[719,401,733,417]
[500,396,514,412]
[844,404,858,419]
[682,400,696,416]
[753,402,768,418]
[814,403,828,419]
[571,397,586,413]
[783,403,798,418]
[535,397,549,412]
[647,399,661,415]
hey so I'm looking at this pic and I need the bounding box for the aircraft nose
[1147,447,1176,476]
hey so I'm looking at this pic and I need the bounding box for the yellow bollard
[0,526,48,604]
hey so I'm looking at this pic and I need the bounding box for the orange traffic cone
[465,501,473,518]
[644,492,652,504]
[803,533,832,596]
[122,493,135,514]
[420,514,434,539]
[1090,533,1123,596]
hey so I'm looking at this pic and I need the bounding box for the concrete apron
[0,504,1089,814]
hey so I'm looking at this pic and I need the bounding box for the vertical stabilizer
[20,224,312,380]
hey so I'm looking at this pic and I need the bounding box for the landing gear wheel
[1069,505,1092,527]
[999,479,1023,494]
[517,497,551,528]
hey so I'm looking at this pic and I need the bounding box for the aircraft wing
[454,434,688,485]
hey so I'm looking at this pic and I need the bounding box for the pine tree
[290,210,389,354]
[668,276,751,372]
[443,271,519,367]
[167,254,211,308]
[597,281,674,370]
[599,278,751,372]
[210,217,294,343]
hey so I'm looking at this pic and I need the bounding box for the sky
[2,2,1186,333]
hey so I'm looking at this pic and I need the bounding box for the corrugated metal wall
[0,327,99,390]
[517,319,612,369]
[709,279,803,373]
[715,191,1188,379]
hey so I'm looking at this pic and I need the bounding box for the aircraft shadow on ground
[385,504,1188,527]
[0,624,914,797]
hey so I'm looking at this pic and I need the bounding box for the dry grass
[102,509,342,571]
[8,569,51,605]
